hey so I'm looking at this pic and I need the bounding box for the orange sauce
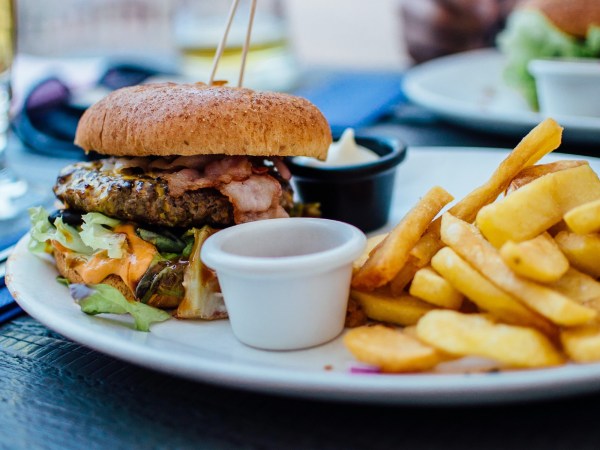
[57,224,157,292]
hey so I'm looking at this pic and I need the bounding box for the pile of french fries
[345,118,600,373]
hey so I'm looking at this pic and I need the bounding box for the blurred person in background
[401,0,520,63]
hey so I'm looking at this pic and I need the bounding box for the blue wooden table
[2,313,600,449]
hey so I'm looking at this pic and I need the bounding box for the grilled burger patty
[54,160,293,228]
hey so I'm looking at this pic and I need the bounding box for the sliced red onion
[69,283,95,302]
[348,363,381,374]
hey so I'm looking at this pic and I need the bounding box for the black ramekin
[286,135,407,233]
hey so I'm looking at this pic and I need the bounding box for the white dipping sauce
[295,128,379,167]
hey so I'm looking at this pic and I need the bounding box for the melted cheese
[62,224,157,292]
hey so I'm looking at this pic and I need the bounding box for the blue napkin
[0,265,24,324]
[0,280,23,323]
[12,63,173,159]
[0,230,26,252]
[293,71,406,136]
[0,231,26,323]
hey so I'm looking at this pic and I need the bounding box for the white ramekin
[201,218,366,350]
[528,58,600,117]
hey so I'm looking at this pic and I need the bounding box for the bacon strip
[204,156,253,183]
[149,155,217,171]
[220,175,288,223]
[157,156,290,223]
[103,157,150,172]
[162,168,214,198]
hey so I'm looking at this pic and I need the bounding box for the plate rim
[402,48,600,137]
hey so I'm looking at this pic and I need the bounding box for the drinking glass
[0,0,46,242]
[172,0,298,91]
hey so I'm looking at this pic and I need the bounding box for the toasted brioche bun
[521,0,600,38]
[74,82,331,160]
[53,248,135,301]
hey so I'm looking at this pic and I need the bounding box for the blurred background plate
[403,48,600,146]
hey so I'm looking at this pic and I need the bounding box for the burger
[29,82,331,323]
[497,0,600,110]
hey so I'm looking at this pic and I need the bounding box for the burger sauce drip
[59,224,157,292]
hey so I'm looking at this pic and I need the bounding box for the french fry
[564,199,600,235]
[344,325,447,372]
[402,325,418,338]
[406,118,563,270]
[407,224,444,268]
[521,118,565,166]
[416,310,565,368]
[408,266,463,310]
[499,233,569,283]
[476,164,600,247]
[450,118,563,223]
[549,268,600,305]
[431,246,557,336]
[342,119,600,373]
[583,299,600,315]
[351,186,453,291]
[547,220,569,236]
[507,160,586,193]
[344,296,368,328]
[350,289,435,326]
[353,233,387,273]
[555,231,600,278]
[389,260,420,295]
[561,325,600,363]
[441,213,597,326]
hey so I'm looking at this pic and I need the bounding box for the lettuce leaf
[588,27,600,55]
[497,10,600,110]
[29,208,127,258]
[28,206,55,254]
[69,283,171,331]
[80,212,125,258]
[28,206,93,255]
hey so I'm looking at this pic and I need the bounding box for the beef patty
[54,160,292,228]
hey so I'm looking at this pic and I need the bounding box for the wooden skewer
[208,0,241,86]
[238,0,257,87]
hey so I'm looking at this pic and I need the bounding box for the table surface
[4,314,600,450]
[4,66,600,450]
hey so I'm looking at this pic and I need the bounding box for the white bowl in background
[201,218,366,351]
[529,58,600,118]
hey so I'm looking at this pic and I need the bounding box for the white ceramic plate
[403,49,600,144]
[7,147,600,405]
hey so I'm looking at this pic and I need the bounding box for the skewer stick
[238,0,257,87]
[208,0,241,86]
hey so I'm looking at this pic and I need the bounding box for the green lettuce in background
[497,10,600,110]
[28,207,92,255]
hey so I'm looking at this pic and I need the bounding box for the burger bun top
[521,0,600,38]
[74,82,332,160]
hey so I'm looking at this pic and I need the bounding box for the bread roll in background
[498,0,600,110]
[520,0,600,38]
